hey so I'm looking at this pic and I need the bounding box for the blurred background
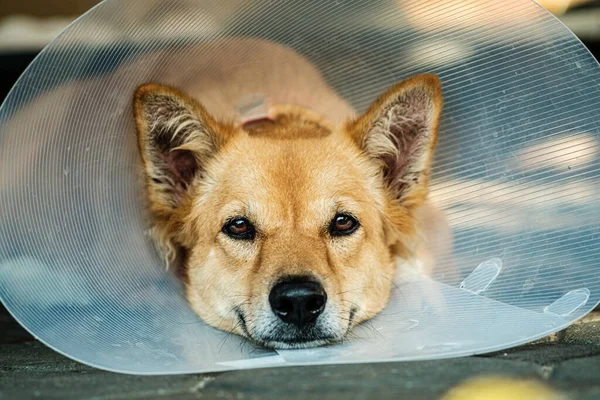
[1,0,599,103]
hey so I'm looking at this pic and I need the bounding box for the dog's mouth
[235,307,357,349]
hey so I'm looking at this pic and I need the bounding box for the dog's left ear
[347,74,443,207]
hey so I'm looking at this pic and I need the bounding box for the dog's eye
[223,218,255,240]
[329,214,359,237]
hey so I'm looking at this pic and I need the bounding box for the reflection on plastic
[544,288,591,317]
[234,93,270,123]
[460,258,503,295]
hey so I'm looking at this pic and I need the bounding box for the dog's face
[133,75,442,348]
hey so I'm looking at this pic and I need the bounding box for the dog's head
[133,74,442,348]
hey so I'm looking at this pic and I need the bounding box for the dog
[133,38,447,349]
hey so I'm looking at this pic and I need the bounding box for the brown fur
[133,42,447,348]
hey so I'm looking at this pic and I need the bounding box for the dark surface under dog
[1,303,600,399]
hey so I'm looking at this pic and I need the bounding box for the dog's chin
[258,337,337,350]
[233,308,353,349]
[240,329,342,350]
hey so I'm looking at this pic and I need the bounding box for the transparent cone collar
[0,0,599,375]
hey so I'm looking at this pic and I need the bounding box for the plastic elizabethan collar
[1,0,600,375]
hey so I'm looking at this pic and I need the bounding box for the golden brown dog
[133,41,446,348]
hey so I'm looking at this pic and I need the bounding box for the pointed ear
[347,74,443,207]
[133,83,230,213]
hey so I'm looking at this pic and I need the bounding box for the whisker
[217,320,242,352]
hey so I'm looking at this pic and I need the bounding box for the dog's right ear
[134,83,231,214]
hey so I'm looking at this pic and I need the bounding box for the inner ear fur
[133,83,234,214]
[347,74,443,209]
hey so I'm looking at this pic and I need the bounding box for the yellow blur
[442,376,569,400]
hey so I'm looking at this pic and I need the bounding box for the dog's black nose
[269,280,327,328]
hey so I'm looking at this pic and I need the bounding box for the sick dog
[133,39,447,349]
